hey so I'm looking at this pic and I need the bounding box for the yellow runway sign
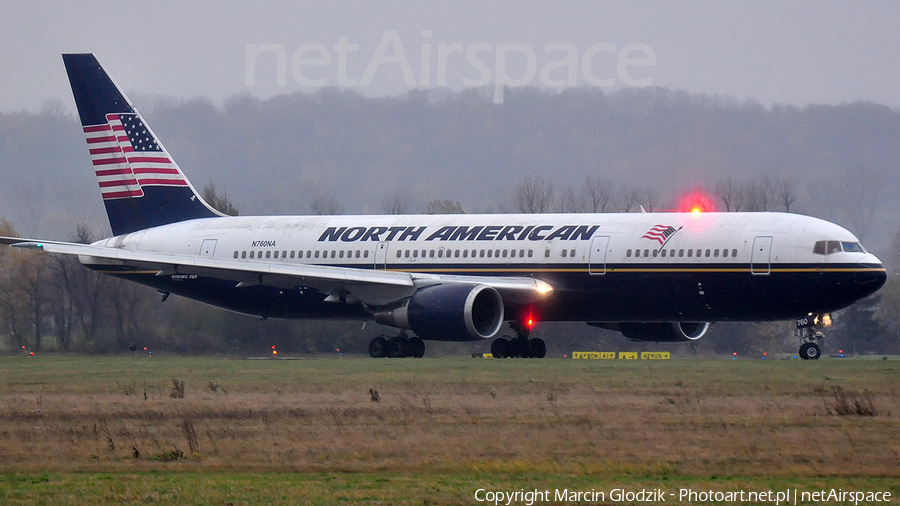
[572,351,616,359]
[571,351,671,360]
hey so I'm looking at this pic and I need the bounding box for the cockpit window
[841,242,865,253]
[814,240,865,255]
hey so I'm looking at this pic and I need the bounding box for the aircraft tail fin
[63,53,222,236]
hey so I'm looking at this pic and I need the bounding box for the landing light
[691,207,701,214]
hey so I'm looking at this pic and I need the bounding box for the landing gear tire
[799,342,820,360]
[491,338,510,359]
[530,338,547,358]
[409,337,425,358]
[368,337,388,358]
[513,338,532,358]
[388,338,406,358]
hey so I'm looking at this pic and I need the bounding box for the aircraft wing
[1,237,552,307]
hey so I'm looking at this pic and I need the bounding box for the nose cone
[856,254,887,299]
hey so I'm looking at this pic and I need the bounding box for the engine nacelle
[617,322,711,342]
[374,284,504,341]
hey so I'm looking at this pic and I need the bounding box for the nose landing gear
[796,314,831,360]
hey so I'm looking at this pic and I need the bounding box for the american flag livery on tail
[85,113,187,199]
[63,53,219,235]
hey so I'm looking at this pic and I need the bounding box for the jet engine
[374,284,504,341]
[618,322,710,342]
[588,322,711,342]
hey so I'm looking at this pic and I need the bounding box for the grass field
[1,355,898,504]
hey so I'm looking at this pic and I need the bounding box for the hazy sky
[2,1,899,112]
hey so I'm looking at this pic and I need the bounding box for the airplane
[0,54,887,360]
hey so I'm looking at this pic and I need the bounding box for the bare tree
[202,180,239,216]
[744,176,776,212]
[425,199,465,214]
[381,190,411,215]
[512,176,554,213]
[638,189,661,212]
[556,187,586,213]
[714,178,745,212]
[583,176,616,213]
[842,164,880,240]
[309,194,345,215]
[616,187,641,213]
[777,179,798,213]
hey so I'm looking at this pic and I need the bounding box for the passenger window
[282,250,287,258]
[487,250,493,258]
[306,251,311,258]
[687,249,693,257]
[502,250,508,258]
[233,251,238,259]
[405,250,410,258]
[561,249,567,258]
[437,250,443,258]
[331,251,336,259]
[520,249,525,257]
[635,249,641,258]
[661,249,666,257]
[544,249,549,258]
[705,249,710,258]
[396,250,402,258]
[679,249,684,257]
[242,251,247,259]
[455,250,460,258]
[463,250,468,258]
[290,251,295,259]
[510,249,516,258]
[528,249,533,258]
[363,250,369,258]
[413,250,418,258]
[339,251,344,259]
[314,251,319,259]
[721,249,727,258]
[652,249,658,258]
[696,249,702,257]
[481,250,486,258]
[627,249,632,257]
[731,249,737,257]
[570,249,575,258]
[643,249,649,257]
[258,250,263,258]
[250,251,255,259]
[714,249,719,258]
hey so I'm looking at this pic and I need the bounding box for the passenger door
[588,236,610,275]
[751,236,772,275]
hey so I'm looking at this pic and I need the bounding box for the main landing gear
[796,313,831,360]
[368,331,425,358]
[491,322,547,359]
